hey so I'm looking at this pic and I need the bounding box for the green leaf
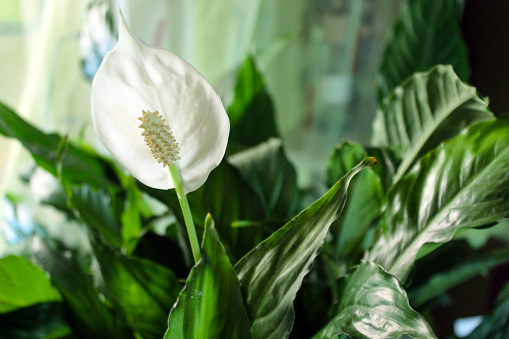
[141,161,267,263]
[312,261,436,339]
[366,117,509,280]
[372,65,492,183]
[0,302,72,339]
[378,0,470,98]
[229,138,300,223]
[235,157,376,339]
[409,245,509,308]
[121,177,147,254]
[326,143,383,262]
[92,241,182,338]
[32,238,131,339]
[188,161,268,261]
[364,146,401,193]
[70,185,124,248]
[0,255,61,313]
[165,214,252,339]
[465,282,509,339]
[36,176,126,249]
[227,55,279,153]
[0,101,118,189]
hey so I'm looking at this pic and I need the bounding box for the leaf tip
[368,156,378,169]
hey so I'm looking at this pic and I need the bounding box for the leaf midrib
[389,142,509,277]
[393,85,477,183]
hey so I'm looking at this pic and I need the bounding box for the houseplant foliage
[1,1,509,338]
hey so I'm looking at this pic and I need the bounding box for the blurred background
[0,0,402,248]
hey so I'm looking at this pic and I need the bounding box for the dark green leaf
[0,302,72,339]
[35,175,125,249]
[0,255,61,313]
[165,215,252,339]
[364,146,401,193]
[235,157,376,339]
[69,185,124,248]
[189,161,268,261]
[0,101,118,189]
[227,56,279,153]
[312,261,436,339]
[32,238,130,339]
[229,138,300,223]
[140,161,267,263]
[378,0,470,98]
[409,245,509,308]
[372,65,492,183]
[133,231,188,278]
[367,117,509,281]
[92,241,182,338]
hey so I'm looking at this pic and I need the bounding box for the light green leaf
[372,65,492,183]
[366,117,509,280]
[229,138,300,223]
[313,261,436,339]
[235,157,376,339]
[92,241,182,338]
[378,0,470,98]
[165,215,252,339]
[121,177,148,254]
[0,256,61,314]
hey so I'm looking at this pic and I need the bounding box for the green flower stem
[169,165,201,264]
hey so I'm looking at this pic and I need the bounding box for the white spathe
[91,12,229,193]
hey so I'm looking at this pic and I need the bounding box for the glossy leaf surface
[367,117,509,280]
[313,261,436,339]
[0,256,61,313]
[165,215,251,339]
[372,65,492,183]
[378,0,470,98]
[235,157,376,339]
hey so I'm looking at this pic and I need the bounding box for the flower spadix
[91,12,229,193]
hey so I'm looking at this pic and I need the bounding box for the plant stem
[169,165,201,264]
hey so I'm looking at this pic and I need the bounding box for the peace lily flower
[90,11,229,195]
[91,11,229,263]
